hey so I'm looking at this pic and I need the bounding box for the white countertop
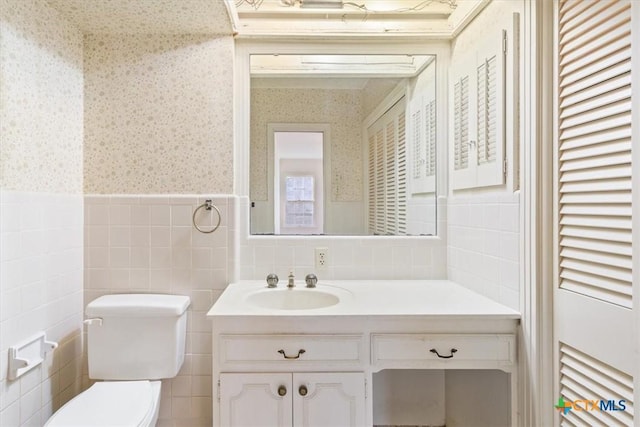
[207,280,521,320]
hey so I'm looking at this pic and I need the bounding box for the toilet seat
[45,380,161,427]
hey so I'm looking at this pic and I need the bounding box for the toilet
[46,294,190,427]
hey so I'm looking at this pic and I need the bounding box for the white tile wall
[406,195,438,237]
[0,191,84,427]
[83,194,235,426]
[238,196,448,281]
[447,193,520,310]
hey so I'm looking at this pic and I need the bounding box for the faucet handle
[305,273,318,288]
[266,273,279,288]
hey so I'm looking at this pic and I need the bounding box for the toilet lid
[46,381,153,427]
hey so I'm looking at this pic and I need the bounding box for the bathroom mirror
[248,52,439,236]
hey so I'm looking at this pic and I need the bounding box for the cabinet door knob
[278,385,287,396]
[299,385,308,396]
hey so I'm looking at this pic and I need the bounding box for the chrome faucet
[288,270,295,288]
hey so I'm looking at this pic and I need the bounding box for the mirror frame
[234,40,450,239]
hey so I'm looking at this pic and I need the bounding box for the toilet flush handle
[83,318,103,326]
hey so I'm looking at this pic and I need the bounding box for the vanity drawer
[371,334,515,369]
[219,334,364,369]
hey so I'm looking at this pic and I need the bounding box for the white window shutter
[451,30,507,190]
[450,62,476,190]
[453,75,470,171]
[476,31,506,187]
[557,0,632,308]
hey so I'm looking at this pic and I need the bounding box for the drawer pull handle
[278,349,306,359]
[277,385,287,396]
[430,348,458,359]
[299,385,308,396]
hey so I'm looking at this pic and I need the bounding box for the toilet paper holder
[8,332,58,380]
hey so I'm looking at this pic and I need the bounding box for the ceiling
[46,0,487,38]
[229,0,486,38]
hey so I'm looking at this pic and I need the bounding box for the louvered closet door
[554,1,636,425]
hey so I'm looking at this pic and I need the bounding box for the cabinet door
[220,373,292,427]
[293,372,366,427]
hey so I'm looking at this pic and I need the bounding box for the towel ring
[192,200,221,234]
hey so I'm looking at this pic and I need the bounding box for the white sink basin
[245,288,340,310]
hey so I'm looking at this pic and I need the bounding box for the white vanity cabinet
[219,372,366,427]
[208,281,521,426]
[215,333,367,427]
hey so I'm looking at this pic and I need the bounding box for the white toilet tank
[85,294,190,380]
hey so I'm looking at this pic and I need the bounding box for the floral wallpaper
[1,1,85,425]
[83,34,234,194]
[47,0,232,35]
[250,87,363,202]
[0,0,84,193]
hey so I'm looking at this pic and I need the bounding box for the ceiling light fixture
[300,0,344,9]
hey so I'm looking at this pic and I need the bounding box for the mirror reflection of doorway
[274,131,324,235]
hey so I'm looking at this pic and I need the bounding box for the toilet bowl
[45,380,161,427]
[45,294,190,427]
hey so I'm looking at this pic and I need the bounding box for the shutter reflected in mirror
[367,98,407,235]
[385,119,397,235]
[368,133,376,235]
[397,111,407,235]
[412,109,423,180]
[425,100,436,178]
[375,128,385,235]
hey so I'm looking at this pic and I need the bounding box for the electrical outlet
[315,247,329,270]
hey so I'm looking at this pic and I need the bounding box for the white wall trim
[519,0,554,425]
[518,1,553,425]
